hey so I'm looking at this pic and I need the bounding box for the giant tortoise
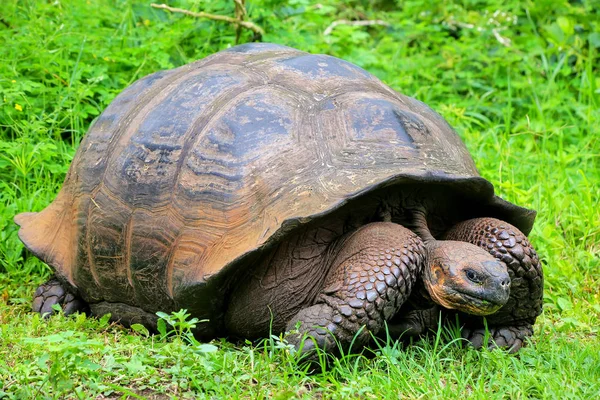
[15,43,543,355]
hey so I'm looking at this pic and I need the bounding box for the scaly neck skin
[407,207,437,307]
[410,208,436,245]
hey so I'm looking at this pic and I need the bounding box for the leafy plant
[155,309,218,353]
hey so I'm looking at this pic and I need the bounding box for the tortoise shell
[15,43,535,315]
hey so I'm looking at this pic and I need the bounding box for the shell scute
[349,98,420,146]
[216,92,294,158]
[279,54,372,80]
[175,87,298,211]
[126,208,183,309]
[74,69,177,194]
[224,42,296,54]
[105,68,254,209]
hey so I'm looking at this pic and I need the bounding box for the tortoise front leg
[444,217,543,352]
[285,222,425,357]
[33,277,88,317]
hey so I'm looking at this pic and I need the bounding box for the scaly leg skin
[444,217,543,352]
[32,277,88,317]
[285,222,426,360]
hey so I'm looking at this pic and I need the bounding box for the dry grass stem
[151,2,263,38]
[324,19,390,35]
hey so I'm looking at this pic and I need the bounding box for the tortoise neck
[407,278,436,309]
[410,208,436,245]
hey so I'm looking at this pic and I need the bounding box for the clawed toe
[33,279,66,316]
[32,278,86,317]
[462,325,533,353]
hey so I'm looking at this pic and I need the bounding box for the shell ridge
[165,233,182,299]
[85,197,102,288]
[123,212,135,291]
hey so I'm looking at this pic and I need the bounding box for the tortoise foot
[286,303,341,362]
[383,306,441,340]
[462,324,533,353]
[32,278,87,317]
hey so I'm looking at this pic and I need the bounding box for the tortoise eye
[465,269,480,283]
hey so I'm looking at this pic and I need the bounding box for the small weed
[155,309,218,353]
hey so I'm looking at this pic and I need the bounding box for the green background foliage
[1,0,599,398]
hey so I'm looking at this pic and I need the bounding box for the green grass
[1,0,599,398]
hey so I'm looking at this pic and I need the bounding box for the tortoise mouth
[448,289,506,315]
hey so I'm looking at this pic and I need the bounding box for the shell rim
[198,171,536,285]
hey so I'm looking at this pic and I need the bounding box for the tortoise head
[423,241,510,315]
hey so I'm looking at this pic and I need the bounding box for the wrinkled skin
[281,217,541,359]
[386,217,543,353]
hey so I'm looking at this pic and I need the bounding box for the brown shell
[14,43,535,309]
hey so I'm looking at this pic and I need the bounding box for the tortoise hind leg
[444,217,543,352]
[32,277,88,317]
[285,222,426,357]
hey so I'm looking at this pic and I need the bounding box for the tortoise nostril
[500,278,510,288]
